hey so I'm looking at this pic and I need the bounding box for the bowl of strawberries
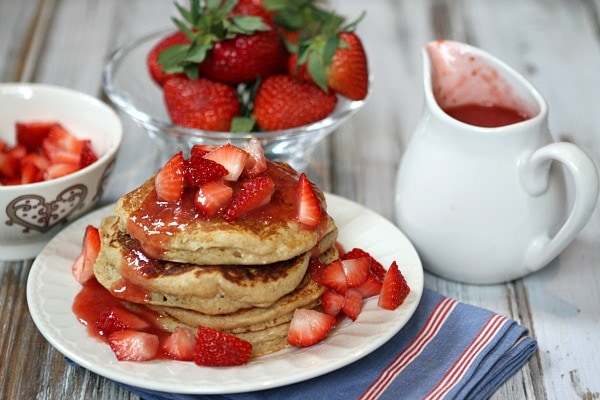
[102,0,369,171]
[0,83,122,260]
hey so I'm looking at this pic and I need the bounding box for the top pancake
[114,161,336,265]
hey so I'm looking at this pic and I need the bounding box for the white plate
[27,193,423,395]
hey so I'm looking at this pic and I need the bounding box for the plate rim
[27,193,424,394]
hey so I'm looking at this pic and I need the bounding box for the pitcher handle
[520,142,599,271]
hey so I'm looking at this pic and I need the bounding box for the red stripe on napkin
[424,313,508,400]
[360,297,458,400]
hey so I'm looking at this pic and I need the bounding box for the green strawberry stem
[158,0,270,79]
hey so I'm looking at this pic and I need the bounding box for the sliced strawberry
[341,257,370,287]
[354,274,383,298]
[321,289,344,316]
[204,144,250,181]
[190,144,218,157]
[155,151,185,202]
[341,288,363,321]
[296,173,322,228]
[184,152,229,187]
[243,138,267,177]
[72,225,101,284]
[15,121,56,151]
[19,163,43,184]
[42,124,84,159]
[0,150,22,180]
[342,247,387,281]
[79,140,98,168]
[161,327,196,361]
[313,259,347,295]
[194,326,252,366]
[222,175,275,221]
[194,180,233,217]
[96,306,151,337]
[378,261,410,311]
[45,162,79,180]
[287,308,335,347]
[108,330,159,361]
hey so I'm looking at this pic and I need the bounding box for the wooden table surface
[2,1,599,399]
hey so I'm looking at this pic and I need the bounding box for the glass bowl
[102,30,369,171]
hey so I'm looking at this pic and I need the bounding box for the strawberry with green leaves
[266,0,369,100]
[158,0,285,85]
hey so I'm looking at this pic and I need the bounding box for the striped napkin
[120,288,537,400]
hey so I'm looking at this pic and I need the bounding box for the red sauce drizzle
[444,103,531,128]
[72,279,169,346]
[127,162,325,258]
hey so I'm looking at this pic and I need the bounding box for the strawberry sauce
[127,161,326,258]
[443,103,531,127]
[72,278,169,341]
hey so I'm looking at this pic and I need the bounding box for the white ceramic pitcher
[395,40,599,284]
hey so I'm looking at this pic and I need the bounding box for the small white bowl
[0,83,122,260]
[102,30,368,171]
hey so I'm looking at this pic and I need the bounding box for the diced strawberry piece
[222,175,275,221]
[72,225,101,284]
[194,326,252,366]
[342,288,363,321]
[155,151,185,202]
[42,124,84,160]
[45,162,79,180]
[50,149,81,165]
[342,248,387,281]
[287,308,335,347]
[378,261,410,311]
[204,144,250,181]
[15,121,56,151]
[194,181,233,217]
[20,162,43,184]
[190,144,218,157]
[354,274,383,298]
[161,327,196,361]
[184,152,228,187]
[313,259,348,295]
[296,173,322,228]
[79,140,98,168]
[0,151,21,179]
[96,306,151,337]
[21,152,50,171]
[243,138,267,177]
[108,330,159,361]
[341,257,370,287]
[321,290,344,316]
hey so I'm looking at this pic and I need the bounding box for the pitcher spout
[423,40,545,128]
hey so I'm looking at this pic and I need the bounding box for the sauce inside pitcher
[444,103,531,127]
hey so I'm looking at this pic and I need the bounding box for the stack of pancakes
[92,166,338,357]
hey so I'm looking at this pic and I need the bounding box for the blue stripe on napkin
[119,288,537,400]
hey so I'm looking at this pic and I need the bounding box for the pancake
[93,216,337,314]
[114,161,336,265]
[146,267,331,331]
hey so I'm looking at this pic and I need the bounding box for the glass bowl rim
[102,29,370,141]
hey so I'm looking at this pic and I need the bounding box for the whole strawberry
[147,31,190,86]
[163,76,240,131]
[198,2,287,84]
[269,0,369,100]
[253,74,337,130]
[324,32,369,100]
[158,0,286,85]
